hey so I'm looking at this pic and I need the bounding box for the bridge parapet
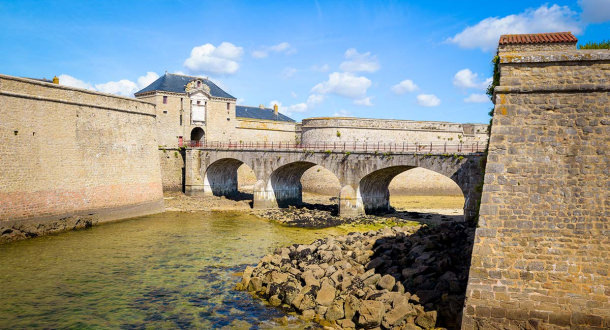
[185,140,486,155]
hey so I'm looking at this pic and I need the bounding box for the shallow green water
[0,212,352,329]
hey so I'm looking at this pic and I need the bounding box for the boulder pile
[253,206,424,228]
[236,223,475,329]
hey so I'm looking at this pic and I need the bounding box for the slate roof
[236,105,295,123]
[499,32,577,45]
[135,73,236,99]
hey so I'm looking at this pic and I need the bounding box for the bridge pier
[253,180,277,209]
[338,184,364,217]
[184,149,205,196]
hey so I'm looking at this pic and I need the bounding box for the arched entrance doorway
[190,127,205,146]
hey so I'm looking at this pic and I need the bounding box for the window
[227,102,230,110]
[163,96,168,104]
[197,100,201,105]
[180,114,182,126]
[163,110,167,114]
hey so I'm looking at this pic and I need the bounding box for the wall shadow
[368,222,475,329]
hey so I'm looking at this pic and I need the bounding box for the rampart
[463,49,610,328]
[0,75,164,242]
[301,117,488,144]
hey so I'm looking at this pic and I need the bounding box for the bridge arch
[357,166,466,215]
[203,158,256,199]
[253,161,340,209]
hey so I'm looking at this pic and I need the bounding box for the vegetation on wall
[578,40,610,49]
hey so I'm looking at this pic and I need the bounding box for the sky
[1,0,608,124]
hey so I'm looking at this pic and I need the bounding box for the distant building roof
[236,105,295,123]
[135,73,235,99]
[499,32,577,45]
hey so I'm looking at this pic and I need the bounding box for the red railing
[182,140,486,154]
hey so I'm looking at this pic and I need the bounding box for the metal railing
[182,140,486,154]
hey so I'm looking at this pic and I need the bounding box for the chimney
[274,104,278,116]
[259,104,264,109]
[52,76,59,84]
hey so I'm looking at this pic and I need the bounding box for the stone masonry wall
[0,75,164,242]
[301,117,488,145]
[159,148,184,191]
[463,49,609,328]
[234,118,298,143]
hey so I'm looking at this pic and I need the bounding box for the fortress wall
[159,148,185,191]
[463,50,610,328]
[301,117,488,145]
[0,75,164,242]
[233,118,298,143]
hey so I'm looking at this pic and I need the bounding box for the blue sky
[1,0,608,123]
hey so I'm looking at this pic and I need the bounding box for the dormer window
[197,81,201,87]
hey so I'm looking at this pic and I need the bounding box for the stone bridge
[184,146,485,220]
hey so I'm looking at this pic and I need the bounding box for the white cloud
[391,79,418,94]
[268,93,325,116]
[354,97,373,106]
[447,4,582,51]
[137,72,159,88]
[417,94,441,107]
[95,80,138,96]
[252,42,296,59]
[281,67,297,79]
[311,64,330,72]
[290,91,298,98]
[58,74,95,90]
[453,69,492,89]
[333,109,352,117]
[464,93,490,103]
[311,72,372,99]
[59,72,160,97]
[339,48,380,73]
[184,42,243,75]
[579,0,610,23]
[307,94,325,106]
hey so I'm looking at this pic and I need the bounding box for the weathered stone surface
[316,279,336,306]
[377,274,396,291]
[357,300,385,328]
[0,75,164,243]
[463,43,610,328]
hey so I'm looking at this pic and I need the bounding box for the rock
[269,295,282,307]
[382,299,416,328]
[247,276,263,292]
[366,257,385,270]
[415,310,437,329]
[357,300,384,328]
[377,274,396,291]
[302,270,320,287]
[315,305,328,318]
[316,279,336,306]
[337,319,356,329]
[241,266,254,288]
[301,309,315,321]
[325,299,344,321]
[363,273,381,286]
[344,295,361,320]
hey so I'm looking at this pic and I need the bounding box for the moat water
[0,212,354,328]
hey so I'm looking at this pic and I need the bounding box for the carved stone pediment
[185,79,210,96]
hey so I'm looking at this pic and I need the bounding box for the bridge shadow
[222,192,254,207]
[367,222,475,329]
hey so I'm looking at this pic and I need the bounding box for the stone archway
[190,127,205,142]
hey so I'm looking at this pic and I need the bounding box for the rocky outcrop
[236,223,475,329]
[0,215,98,243]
